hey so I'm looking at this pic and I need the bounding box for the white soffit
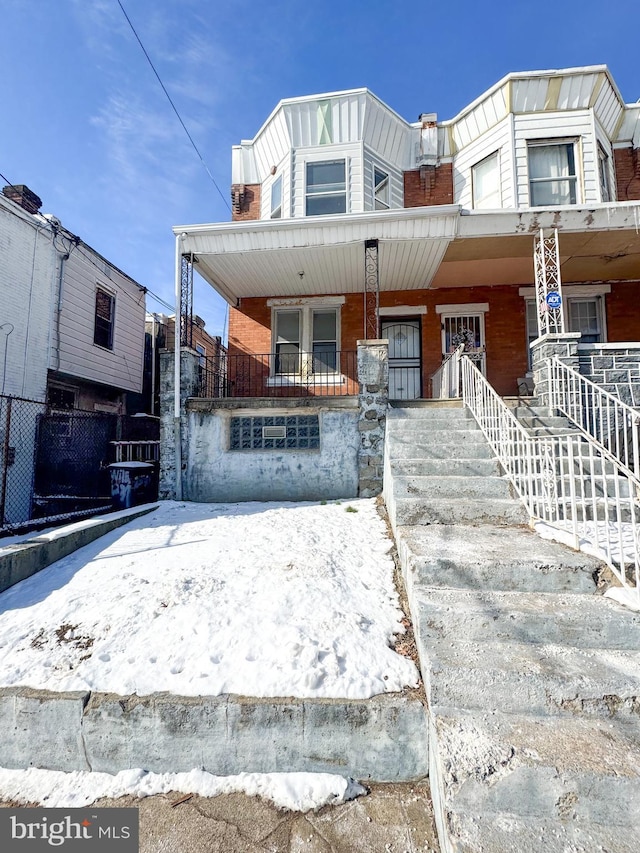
[177,208,460,303]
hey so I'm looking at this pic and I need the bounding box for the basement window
[230,415,320,450]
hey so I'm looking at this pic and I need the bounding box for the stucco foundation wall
[184,402,359,502]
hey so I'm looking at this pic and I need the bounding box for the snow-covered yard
[0,499,418,700]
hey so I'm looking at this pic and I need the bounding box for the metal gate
[381,319,422,400]
[441,313,486,374]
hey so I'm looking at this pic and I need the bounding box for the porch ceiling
[174,203,640,305]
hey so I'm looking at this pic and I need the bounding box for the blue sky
[2,0,638,338]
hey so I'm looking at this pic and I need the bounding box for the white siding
[451,85,508,152]
[593,79,624,139]
[253,109,291,181]
[56,246,145,393]
[513,111,596,207]
[363,145,404,211]
[557,73,601,109]
[594,118,616,202]
[362,98,413,168]
[453,115,514,208]
[0,198,55,401]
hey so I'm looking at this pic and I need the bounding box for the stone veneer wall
[357,340,389,498]
[530,334,581,408]
[577,344,640,406]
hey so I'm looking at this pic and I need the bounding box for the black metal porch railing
[197,351,359,398]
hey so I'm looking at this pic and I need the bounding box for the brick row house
[167,65,640,503]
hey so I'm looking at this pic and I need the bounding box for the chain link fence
[0,395,159,538]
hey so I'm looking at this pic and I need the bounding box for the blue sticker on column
[546,292,562,309]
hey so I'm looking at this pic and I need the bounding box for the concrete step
[386,422,483,438]
[430,711,640,853]
[391,474,513,501]
[386,437,494,460]
[388,401,465,417]
[388,458,502,477]
[395,524,599,594]
[393,497,527,527]
[422,636,640,717]
[411,587,640,650]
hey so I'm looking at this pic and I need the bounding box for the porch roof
[174,203,640,306]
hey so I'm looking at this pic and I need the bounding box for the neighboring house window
[472,152,500,209]
[272,305,340,374]
[270,176,282,218]
[94,287,115,350]
[525,300,539,370]
[195,343,206,364]
[374,167,390,210]
[598,144,611,203]
[305,160,346,216]
[568,298,602,343]
[528,141,578,206]
[47,384,77,410]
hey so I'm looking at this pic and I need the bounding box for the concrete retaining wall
[0,687,428,782]
[0,504,158,594]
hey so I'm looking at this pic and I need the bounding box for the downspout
[53,250,69,371]
[174,233,184,500]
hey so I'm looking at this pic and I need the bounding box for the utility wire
[116,0,231,213]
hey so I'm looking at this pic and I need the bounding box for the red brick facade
[614,148,640,202]
[231,184,261,221]
[403,164,454,207]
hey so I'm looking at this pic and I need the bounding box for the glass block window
[230,415,320,450]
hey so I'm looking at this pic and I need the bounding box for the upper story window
[528,141,578,206]
[598,144,611,203]
[374,168,390,210]
[270,176,282,218]
[472,152,500,209]
[305,160,346,216]
[94,286,115,350]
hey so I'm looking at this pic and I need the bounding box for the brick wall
[604,282,640,341]
[404,163,453,207]
[231,184,261,221]
[614,148,640,202]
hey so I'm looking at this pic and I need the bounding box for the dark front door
[381,319,422,400]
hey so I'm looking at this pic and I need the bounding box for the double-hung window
[598,144,611,203]
[305,160,346,216]
[568,298,602,343]
[528,141,578,206]
[374,167,390,209]
[272,302,341,377]
[94,286,115,350]
[472,152,500,209]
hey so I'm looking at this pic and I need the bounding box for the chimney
[2,184,43,214]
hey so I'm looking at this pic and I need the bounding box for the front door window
[441,313,486,374]
[382,319,421,400]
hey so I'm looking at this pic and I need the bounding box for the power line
[116,0,231,213]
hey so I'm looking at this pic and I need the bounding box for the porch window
[472,152,500,209]
[94,287,115,350]
[374,167,390,210]
[274,310,301,374]
[312,310,337,372]
[270,176,282,218]
[272,305,340,375]
[528,141,578,206]
[568,298,602,343]
[305,160,346,216]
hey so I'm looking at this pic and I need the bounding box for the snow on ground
[0,499,418,699]
[0,766,366,811]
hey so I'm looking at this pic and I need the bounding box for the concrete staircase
[384,401,640,853]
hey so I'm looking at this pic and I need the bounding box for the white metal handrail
[430,344,464,399]
[549,356,640,484]
[461,355,640,599]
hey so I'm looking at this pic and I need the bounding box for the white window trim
[380,305,427,316]
[436,303,489,315]
[94,282,116,351]
[521,286,609,343]
[304,156,349,216]
[270,175,283,219]
[374,166,390,210]
[526,138,582,207]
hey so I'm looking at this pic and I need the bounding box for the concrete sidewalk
[2,783,439,853]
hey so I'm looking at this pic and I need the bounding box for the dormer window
[528,141,578,206]
[472,152,500,209]
[374,168,390,210]
[270,176,282,219]
[305,160,346,216]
